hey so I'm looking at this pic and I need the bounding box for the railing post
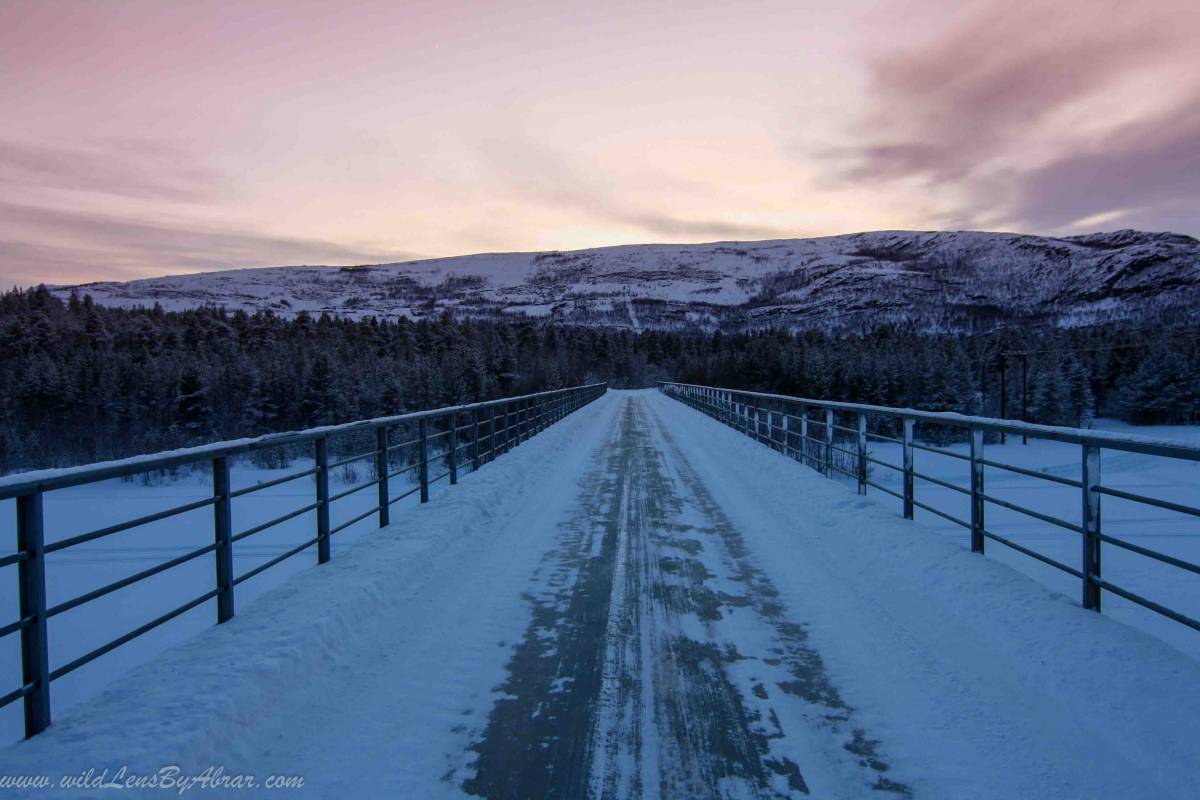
[503,402,511,453]
[471,408,481,472]
[488,406,497,462]
[213,456,234,623]
[902,418,915,519]
[1082,444,1102,611]
[857,412,868,495]
[969,427,985,553]
[801,409,809,467]
[824,409,834,477]
[769,404,779,451]
[782,409,790,458]
[418,417,430,503]
[376,427,390,527]
[448,412,458,486]
[17,491,51,738]
[315,437,331,564]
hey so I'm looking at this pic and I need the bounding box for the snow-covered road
[3,390,1199,799]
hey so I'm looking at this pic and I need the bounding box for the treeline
[2,285,1198,473]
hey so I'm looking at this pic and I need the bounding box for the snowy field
[1,390,1198,799]
[859,419,1200,663]
[0,457,440,744]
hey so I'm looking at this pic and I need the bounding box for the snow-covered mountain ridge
[53,229,1200,332]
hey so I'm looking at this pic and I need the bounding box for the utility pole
[1021,353,1029,445]
[999,352,1007,444]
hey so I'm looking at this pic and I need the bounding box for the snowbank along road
[3,390,1199,799]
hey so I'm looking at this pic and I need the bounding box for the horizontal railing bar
[387,484,421,505]
[326,449,381,471]
[232,538,319,587]
[978,492,1084,534]
[229,466,318,498]
[387,462,419,479]
[1098,533,1200,575]
[667,383,1200,642]
[230,502,320,543]
[830,463,858,480]
[1093,577,1200,633]
[912,499,970,529]
[910,442,970,461]
[865,456,902,472]
[978,458,1082,488]
[0,552,28,569]
[0,682,34,711]
[330,506,377,536]
[387,438,420,453]
[0,616,32,640]
[45,496,217,553]
[50,589,220,681]
[832,424,857,435]
[912,470,971,496]
[982,529,1082,577]
[428,470,451,485]
[327,479,377,504]
[0,383,607,498]
[865,480,904,500]
[1096,485,1200,519]
[47,542,219,618]
[661,382,1200,461]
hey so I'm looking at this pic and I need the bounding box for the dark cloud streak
[0,202,415,288]
[0,137,226,202]
[832,0,1200,236]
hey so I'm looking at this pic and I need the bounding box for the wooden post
[999,353,1008,444]
[315,437,331,563]
[902,418,915,519]
[376,427,390,527]
[212,456,234,623]
[1082,444,1102,610]
[857,412,868,495]
[970,427,985,553]
[17,492,51,738]
[418,418,430,503]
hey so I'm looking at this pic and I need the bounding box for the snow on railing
[660,381,1200,639]
[0,383,607,739]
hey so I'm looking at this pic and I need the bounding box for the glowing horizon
[2,0,1198,287]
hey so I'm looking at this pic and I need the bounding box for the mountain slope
[53,229,1200,332]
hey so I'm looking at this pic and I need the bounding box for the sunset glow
[2,0,1198,286]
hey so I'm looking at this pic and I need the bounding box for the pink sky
[2,0,1198,287]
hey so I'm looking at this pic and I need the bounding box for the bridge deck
[3,391,1199,799]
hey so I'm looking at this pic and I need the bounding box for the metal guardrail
[660,381,1200,636]
[0,383,607,738]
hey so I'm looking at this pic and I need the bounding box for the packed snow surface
[2,391,1199,798]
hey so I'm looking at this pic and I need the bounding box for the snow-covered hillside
[53,229,1200,332]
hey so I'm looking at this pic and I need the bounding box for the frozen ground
[0,456,429,743]
[1,390,1199,798]
[860,419,1200,662]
